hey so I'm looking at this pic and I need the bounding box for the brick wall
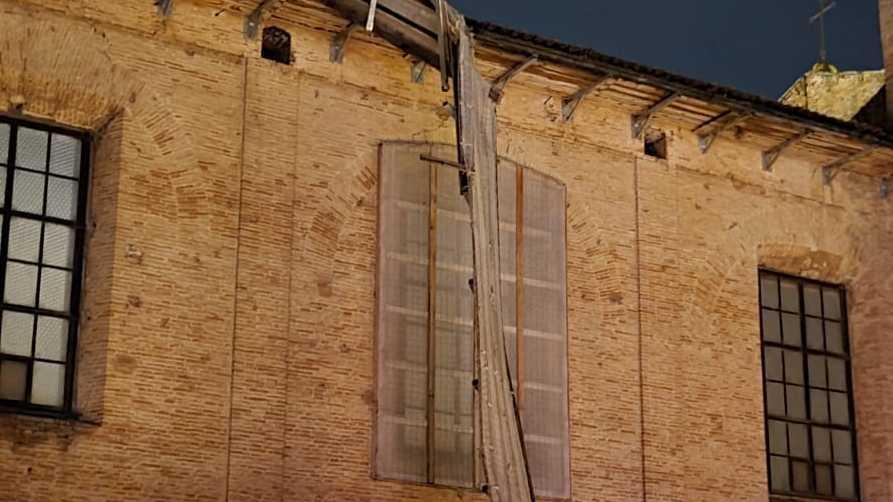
[0,1,891,501]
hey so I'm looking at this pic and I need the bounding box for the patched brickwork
[0,1,892,502]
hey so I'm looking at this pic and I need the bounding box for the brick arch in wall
[0,17,210,235]
[676,202,849,340]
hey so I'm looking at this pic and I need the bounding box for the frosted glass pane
[789,423,808,458]
[786,385,806,419]
[809,355,827,388]
[49,134,81,178]
[833,429,853,464]
[0,170,5,208]
[816,464,833,495]
[784,350,803,384]
[16,127,48,170]
[835,465,855,499]
[46,177,78,221]
[812,426,831,462]
[767,420,787,454]
[804,284,822,316]
[760,274,779,308]
[39,268,72,312]
[42,223,75,268]
[828,358,848,391]
[4,262,38,306]
[770,456,789,491]
[823,288,841,320]
[762,309,780,342]
[806,317,824,349]
[811,389,829,423]
[30,361,65,407]
[0,360,27,401]
[12,171,45,214]
[0,123,9,164]
[826,321,844,354]
[782,313,801,346]
[35,316,68,362]
[792,460,810,492]
[8,217,41,263]
[780,279,799,312]
[764,347,782,381]
[830,392,850,426]
[1,311,34,357]
[766,382,785,416]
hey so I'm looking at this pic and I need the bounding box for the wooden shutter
[376,144,569,496]
[518,166,570,498]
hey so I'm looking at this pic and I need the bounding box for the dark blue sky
[451,0,883,99]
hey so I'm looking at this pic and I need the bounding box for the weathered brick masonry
[0,1,892,501]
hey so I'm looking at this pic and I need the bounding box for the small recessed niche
[644,130,667,159]
[262,26,292,65]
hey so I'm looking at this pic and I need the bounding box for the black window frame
[0,116,91,418]
[759,269,861,501]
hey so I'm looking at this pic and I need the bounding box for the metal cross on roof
[809,0,837,66]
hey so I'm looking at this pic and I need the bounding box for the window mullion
[0,124,17,367]
[64,133,90,412]
[799,280,817,493]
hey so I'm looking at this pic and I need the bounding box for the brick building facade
[0,1,892,501]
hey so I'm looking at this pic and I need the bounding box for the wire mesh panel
[521,168,570,498]
[433,161,475,487]
[376,144,569,495]
[376,144,430,482]
[0,118,88,415]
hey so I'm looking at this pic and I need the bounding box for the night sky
[450,0,884,99]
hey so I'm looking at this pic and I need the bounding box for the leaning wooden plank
[455,18,535,502]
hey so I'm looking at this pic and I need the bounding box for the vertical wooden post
[515,167,525,412]
[455,18,535,502]
[426,160,439,483]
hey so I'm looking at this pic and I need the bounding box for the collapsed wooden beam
[456,19,535,502]
[696,112,752,153]
[761,130,811,171]
[631,93,681,139]
[489,56,538,103]
[561,75,611,123]
[822,145,878,184]
[325,0,441,67]
[245,0,281,40]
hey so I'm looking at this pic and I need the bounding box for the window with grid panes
[759,271,859,501]
[375,143,570,498]
[0,118,89,415]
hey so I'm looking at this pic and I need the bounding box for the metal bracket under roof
[489,56,538,103]
[631,93,681,139]
[761,130,812,172]
[696,112,752,154]
[822,145,878,185]
[245,0,281,40]
[330,23,360,63]
[561,75,611,123]
[881,177,890,199]
[154,0,173,16]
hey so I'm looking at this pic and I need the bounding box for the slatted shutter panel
[433,154,475,487]
[376,144,430,482]
[520,167,570,499]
